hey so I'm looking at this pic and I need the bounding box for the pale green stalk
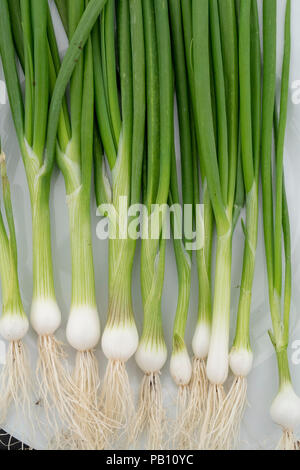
[261,0,292,389]
[232,0,261,353]
[139,0,173,351]
[0,151,25,319]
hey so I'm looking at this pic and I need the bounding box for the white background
[0,0,300,450]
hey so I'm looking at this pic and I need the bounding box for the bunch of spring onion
[0,0,73,433]
[168,0,201,449]
[47,0,117,447]
[168,151,193,449]
[180,0,215,434]
[48,0,109,450]
[215,0,261,450]
[0,0,109,442]
[261,0,300,451]
[92,0,145,436]
[191,0,240,449]
[129,0,173,450]
[0,146,30,424]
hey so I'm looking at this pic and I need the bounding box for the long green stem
[143,0,159,211]
[192,0,229,235]
[169,0,193,354]
[54,2,97,313]
[261,1,292,395]
[261,0,276,298]
[233,186,258,349]
[68,192,96,307]
[233,0,261,351]
[31,180,55,301]
[139,0,173,348]
[0,154,24,316]
[273,0,291,301]
[181,0,213,331]
[218,0,239,211]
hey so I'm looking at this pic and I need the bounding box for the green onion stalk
[261,0,300,451]
[192,0,240,449]
[0,0,109,442]
[92,0,146,434]
[168,0,196,449]
[168,152,192,449]
[180,0,215,436]
[131,0,173,450]
[46,0,112,447]
[211,0,261,450]
[0,148,30,424]
[51,0,109,450]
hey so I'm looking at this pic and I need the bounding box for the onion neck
[140,237,166,350]
[68,189,96,308]
[277,349,291,390]
[206,228,232,385]
[107,237,136,328]
[233,183,258,351]
[31,178,56,302]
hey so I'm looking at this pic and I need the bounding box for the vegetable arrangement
[0,0,299,451]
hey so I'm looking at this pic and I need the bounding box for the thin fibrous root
[171,384,193,450]
[276,430,299,450]
[185,357,208,439]
[100,359,134,436]
[130,372,166,450]
[211,376,248,450]
[36,334,81,442]
[198,383,226,450]
[0,341,32,425]
[61,351,114,450]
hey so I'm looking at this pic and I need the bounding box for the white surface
[0,0,300,450]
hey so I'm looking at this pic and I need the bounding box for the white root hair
[171,384,193,450]
[198,383,226,450]
[0,341,32,425]
[130,372,166,450]
[276,430,299,450]
[62,350,114,450]
[211,376,248,450]
[100,359,134,439]
[36,334,82,443]
[185,357,208,440]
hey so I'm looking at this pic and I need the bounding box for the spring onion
[180,0,214,437]
[49,0,108,450]
[191,0,240,449]
[216,0,261,450]
[0,147,30,423]
[168,0,197,449]
[131,0,173,450]
[93,0,145,435]
[261,0,300,451]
